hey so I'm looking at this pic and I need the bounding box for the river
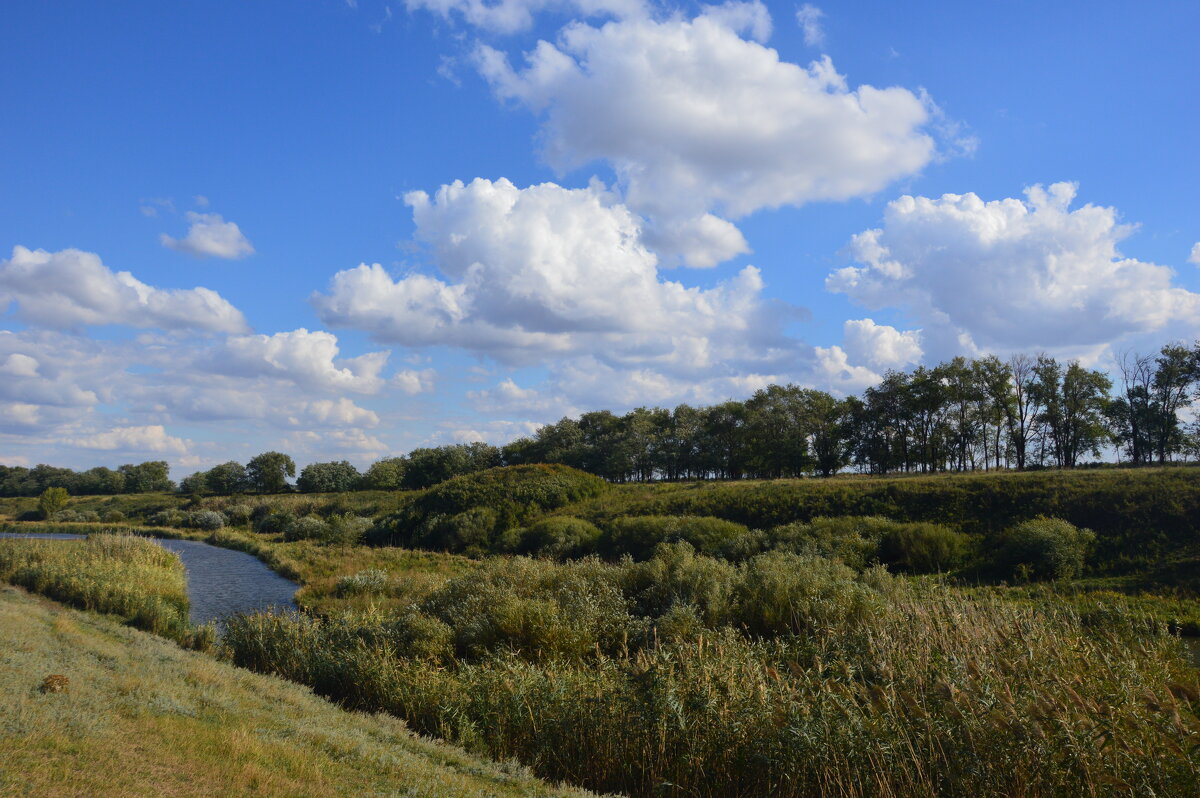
[0,531,298,625]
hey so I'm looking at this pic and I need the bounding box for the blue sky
[1,0,1197,476]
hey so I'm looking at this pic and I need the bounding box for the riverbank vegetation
[0,583,593,798]
[2,460,1198,796]
[0,534,209,647]
[223,548,1200,796]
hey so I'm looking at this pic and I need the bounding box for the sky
[1,0,1198,476]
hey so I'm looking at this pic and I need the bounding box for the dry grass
[0,583,598,798]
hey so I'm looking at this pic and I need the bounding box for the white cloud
[405,0,645,34]
[0,331,107,410]
[0,403,41,428]
[67,425,189,455]
[1190,242,1200,266]
[828,183,1200,357]
[812,345,882,395]
[795,3,824,47]
[214,329,389,394]
[841,318,922,370]
[291,398,380,428]
[0,353,39,377]
[477,6,937,266]
[314,177,794,374]
[160,212,255,259]
[394,368,437,395]
[0,246,248,333]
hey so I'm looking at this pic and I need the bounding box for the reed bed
[0,533,209,646]
[225,549,1200,797]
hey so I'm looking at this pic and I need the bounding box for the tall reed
[224,551,1200,796]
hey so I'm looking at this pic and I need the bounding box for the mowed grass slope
[0,584,597,798]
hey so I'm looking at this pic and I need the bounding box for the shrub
[732,551,890,637]
[766,516,887,570]
[148,509,186,527]
[255,508,296,535]
[323,514,373,546]
[38,487,69,519]
[418,557,630,662]
[190,510,227,531]
[602,515,751,560]
[371,464,607,552]
[284,515,329,542]
[101,509,126,523]
[50,510,81,522]
[877,522,970,573]
[428,507,500,554]
[995,517,1096,581]
[514,516,603,559]
[621,542,738,627]
[336,569,390,597]
[224,503,254,525]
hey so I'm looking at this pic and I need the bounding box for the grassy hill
[0,582,595,798]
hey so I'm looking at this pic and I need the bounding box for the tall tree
[246,451,296,494]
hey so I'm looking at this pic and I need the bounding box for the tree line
[3,342,1197,497]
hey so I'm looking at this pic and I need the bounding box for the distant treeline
[0,461,173,498]
[4,343,1198,497]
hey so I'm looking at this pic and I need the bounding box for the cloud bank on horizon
[0,0,1196,473]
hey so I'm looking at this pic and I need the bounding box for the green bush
[190,510,226,531]
[101,509,126,523]
[336,569,390,597]
[148,509,186,527]
[995,517,1096,581]
[224,503,254,525]
[877,522,970,573]
[514,516,603,559]
[732,551,890,637]
[418,557,631,663]
[255,508,295,535]
[602,515,750,560]
[370,464,607,552]
[766,516,889,570]
[621,542,738,627]
[284,515,330,542]
[323,514,372,546]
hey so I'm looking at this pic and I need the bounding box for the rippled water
[0,531,298,625]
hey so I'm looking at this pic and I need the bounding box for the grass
[224,550,1200,797]
[0,583,596,798]
[0,534,207,646]
[1,521,476,616]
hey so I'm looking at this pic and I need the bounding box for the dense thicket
[368,465,608,554]
[567,468,1200,571]
[225,549,1200,797]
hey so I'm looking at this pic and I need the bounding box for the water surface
[0,531,298,625]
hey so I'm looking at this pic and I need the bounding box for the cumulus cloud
[841,319,922,370]
[213,328,389,394]
[315,177,795,376]
[1190,242,1200,266]
[828,183,1200,357]
[0,331,106,410]
[812,346,883,395]
[405,0,645,33]
[0,246,248,333]
[477,5,937,266]
[291,398,380,428]
[0,403,41,428]
[160,212,255,259]
[0,353,39,377]
[67,425,189,455]
[795,3,824,46]
[394,368,437,395]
